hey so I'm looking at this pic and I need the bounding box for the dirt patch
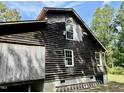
[78,81,124,92]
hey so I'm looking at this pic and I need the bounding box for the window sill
[66,38,74,41]
[97,65,103,67]
[65,65,74,67]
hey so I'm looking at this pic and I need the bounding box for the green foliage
[106,45,115,67]
[91,4,115,47]
[0,2,21,21]
[91,2,124,69]
[113,2,124,67]
[91,4,115,68]
[108,67,124,75]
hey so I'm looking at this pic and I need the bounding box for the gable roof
[37,7,106,52]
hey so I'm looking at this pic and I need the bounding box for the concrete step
[56,81,103,92]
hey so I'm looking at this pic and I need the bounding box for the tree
[113,2,124,67]
[0,2,21,22]
[91,4,115,67]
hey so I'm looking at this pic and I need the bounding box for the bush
[108,67,124,75]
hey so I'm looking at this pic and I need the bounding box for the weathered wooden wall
[0,23,46,84]
[0,31,45,46]
[0,11,106,84]
[0,43,45,84]
[44,11,106,81]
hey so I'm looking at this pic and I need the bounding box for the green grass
[80,74,124,92]
[108,74,124,83]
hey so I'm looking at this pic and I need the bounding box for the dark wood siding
[43,11,107,81]
[44,22,103,81]
[0,12,106,82]
[0,22,46,46]
[0,31,45,46]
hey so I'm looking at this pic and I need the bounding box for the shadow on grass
[108,81,124,86]
[83,81,124,92]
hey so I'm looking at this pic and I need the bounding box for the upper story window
[64,49,74,67]
[95,52,102,66]
[66,18,74,40]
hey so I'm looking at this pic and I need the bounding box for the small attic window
[95,52,102,66]
[66,19,73,40]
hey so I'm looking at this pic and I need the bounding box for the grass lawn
[80,74,124,92]
[108,74,124,83]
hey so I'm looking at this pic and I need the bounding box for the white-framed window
[95,52,102,66]
[64,49,74,67]
[66,19,74,40]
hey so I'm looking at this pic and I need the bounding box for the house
[0,7,107,92]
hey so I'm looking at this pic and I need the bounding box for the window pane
[66,25,73,32]
[96,60,100,64]
[66,20,73,40]
[66,58,72,65]
[65,50,73,66]
[66,50,72,57]
[95,52,100,65]
[67,32,73,39]
[68,60,72,65]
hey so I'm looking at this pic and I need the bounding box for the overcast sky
[2,1,122,27]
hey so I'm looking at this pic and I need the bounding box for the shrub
[108,67,124,75]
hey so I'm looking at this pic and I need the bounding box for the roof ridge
[43,7,73,10]
[36,7,106,51]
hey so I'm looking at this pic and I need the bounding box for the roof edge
[0,20,46,26]
[36,7,107,51]
[72,9,107,51]
[36,7,73,20]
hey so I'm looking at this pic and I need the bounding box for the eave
[0,20,46,35]
[0,20,46,25]
[36,7,107,52]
